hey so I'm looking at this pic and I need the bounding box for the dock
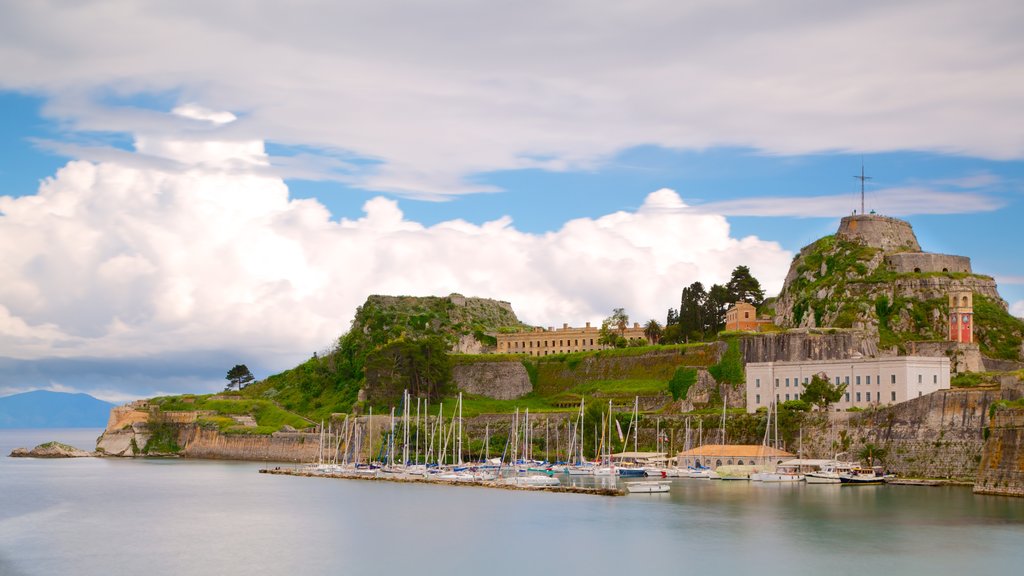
[259,467,625,496]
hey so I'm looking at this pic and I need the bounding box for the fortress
[837,214,972,274]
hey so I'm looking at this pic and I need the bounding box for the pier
[259,467,625,496]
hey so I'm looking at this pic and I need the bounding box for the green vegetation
[668,367,698,401]
[150,394,311,434]
[801,373,847,411]
[142,418,181,454]
[974,294,1024,360]
[708,338,743,385]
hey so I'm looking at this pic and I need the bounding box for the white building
[745,356,951,413]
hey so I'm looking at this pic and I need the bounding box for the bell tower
[949,291,973,343]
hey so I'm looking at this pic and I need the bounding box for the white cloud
[0,138,791,396]
[0,1,1022,197]
[1011,301,1024,318]
[694,187,1004,218]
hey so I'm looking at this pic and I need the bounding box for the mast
[415,397,421,465]
[633,396,639,454]
[457,392,463,465]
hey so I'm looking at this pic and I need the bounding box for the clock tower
[949,291,973,343]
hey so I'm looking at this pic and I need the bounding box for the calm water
[2,429,1023,576]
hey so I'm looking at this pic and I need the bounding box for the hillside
[0,390,114,428]
[774,216,1024,360]
[240,293,529,421]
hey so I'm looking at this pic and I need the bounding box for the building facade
[744,356,951,413]
[724,301,772,332]
[494,322,649,356]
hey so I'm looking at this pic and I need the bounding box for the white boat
[501,474,561,488]
[642,467,669,478]
[805,461,856,484]
[756,464,804,482]
[625,480,670,493]
[593,465,616,477]
[565,465,596,476]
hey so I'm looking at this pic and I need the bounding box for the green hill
[773,219,1024,360]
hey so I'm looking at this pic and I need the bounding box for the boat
[500,474,561,488]
[805,460,856,484]
[756,463,804,482]
[840,466,886,485]
[617,467,646,478]
[625,480,670,494]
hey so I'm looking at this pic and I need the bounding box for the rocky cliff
[741,330,876,363]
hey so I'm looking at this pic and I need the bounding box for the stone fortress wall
[837,214,921,251]
[885,252,972,274]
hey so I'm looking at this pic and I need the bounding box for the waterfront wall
[180,427,323,463]
[974,408,1024,496]
[452,361,531,400]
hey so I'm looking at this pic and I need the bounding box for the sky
[1,0,1022,403]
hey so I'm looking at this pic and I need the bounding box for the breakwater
[258,467,624,496]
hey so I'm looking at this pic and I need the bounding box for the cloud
[1,1,1022,197]
[1011,301,1024,318]
[693,187,1004,218]
[0,138,791,398]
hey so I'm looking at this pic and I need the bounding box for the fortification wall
[741,330,876,363]
[907,341,983,373]
[180,427,322,462]
[837,215,921,251]
[885,252,972,274]
[452,361,532,399]
[105,406,149,432]
[974,408,1024,496]
[795,389,996,480]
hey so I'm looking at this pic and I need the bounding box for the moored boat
[625,480,670,494]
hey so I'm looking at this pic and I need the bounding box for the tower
[949,291,973,343]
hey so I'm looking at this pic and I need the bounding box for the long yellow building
[495,322,650,356]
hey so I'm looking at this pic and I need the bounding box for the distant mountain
[0,390,115,428]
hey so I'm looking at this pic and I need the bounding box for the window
[785,378,790,387]
[835,376,840,385]
[866,375,871,385]
[856,376,861,385]
[933,374,938,384]
[775,378,779,387]
[856,392,861,402]
[845,393,850,402]
[756,378,761,388]
[738,460,744,465]
[919,391,923,397]
[845,376,850,385]
[804,378,809,385]
[786,394,790,401]
[891,374,896,384]
[756,394,761,404]
[776,394,780,402]
[891,391,896,401]
[716,460,723,467]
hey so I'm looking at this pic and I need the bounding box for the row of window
[681,458,786,467]
[754,391,900,404]
[508,338,597,349]
[755,373,938,388]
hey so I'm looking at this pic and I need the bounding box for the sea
[2,428,1023,576]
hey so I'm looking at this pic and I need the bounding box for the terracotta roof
[676,444,794,458]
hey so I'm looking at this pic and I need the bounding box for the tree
[858,443,888,467]
[800,373,848,412]
[679,282,707,339]
[608,308,629,337]
[644,319,663,344]
[704,283,732,334]
[363,337,453,405]
[665,308,678,326]
[225,364,254,391]
[726,265,765,307]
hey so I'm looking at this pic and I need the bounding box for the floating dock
[259,467,625,496]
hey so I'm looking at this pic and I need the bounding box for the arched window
[942,268,948,272]
[914,267,921,273]
[716,459,723,467]
[728,459,734,465]
[738,460,744,465]
[962,296,968,306]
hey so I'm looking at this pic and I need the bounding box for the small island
[9,441,95,458]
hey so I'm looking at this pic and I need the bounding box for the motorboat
[625,480,670,494]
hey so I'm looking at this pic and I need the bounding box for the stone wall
[837,214,921,251]
[741,330,876,363]
[907,341,983,373]
[885,252,972,274]
[974,408,1024,496]
[452,361,532,399]
[795,389,995,480]
[180,427,323,462]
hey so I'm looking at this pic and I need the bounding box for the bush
[668,367,698,401]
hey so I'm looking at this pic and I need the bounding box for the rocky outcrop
[741,330,876,363]
[10,441,95,458]
[96,422,150,456]
[453,361,532,399]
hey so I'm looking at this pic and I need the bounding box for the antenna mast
[853,160,872,214]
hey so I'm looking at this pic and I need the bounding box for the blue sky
[0,1,1022,402]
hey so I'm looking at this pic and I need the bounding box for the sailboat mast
[633,396,639,453]
[458,392,463,465]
